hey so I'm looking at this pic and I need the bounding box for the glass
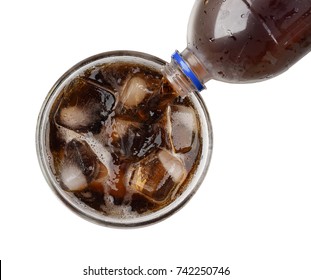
[36,51,213,227]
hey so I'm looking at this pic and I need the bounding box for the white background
[1,0,311,279]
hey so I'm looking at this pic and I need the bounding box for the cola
[185,0,311,83]
[46,59,204,218]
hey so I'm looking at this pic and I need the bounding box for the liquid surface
[47,61,202,217]
[188,0,311,82]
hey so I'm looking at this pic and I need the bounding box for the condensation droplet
[218,71,226,78]
[227,30,237,41]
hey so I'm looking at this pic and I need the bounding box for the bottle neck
[162,48,211,96]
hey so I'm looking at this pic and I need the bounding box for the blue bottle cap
[172,50,205,92]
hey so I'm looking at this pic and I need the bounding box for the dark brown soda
[47,61,202,216]
[187,0,311,83]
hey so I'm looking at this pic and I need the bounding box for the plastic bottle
[163,0,311,95]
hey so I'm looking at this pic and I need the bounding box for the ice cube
[73,162,109,210]
[101,115,161,159]
[60,139,108,191]
[121,123,161,159]
[81,133,126,198]
[58,106,94,132]
[169,105,198,153]
[60,164,88,191]
[120,76,149,107]
[127,149,186,202]
[158,149,186,182]
[74,189,104,211]
[55,78,115,134]
[57,123,81,143]
[111,117,141,142]
[130,193,156,214]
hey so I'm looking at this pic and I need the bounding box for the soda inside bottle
[165,0,311,94]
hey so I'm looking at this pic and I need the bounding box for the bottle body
[185,0,311,84]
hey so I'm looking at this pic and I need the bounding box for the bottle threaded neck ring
[172,50,205,92]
